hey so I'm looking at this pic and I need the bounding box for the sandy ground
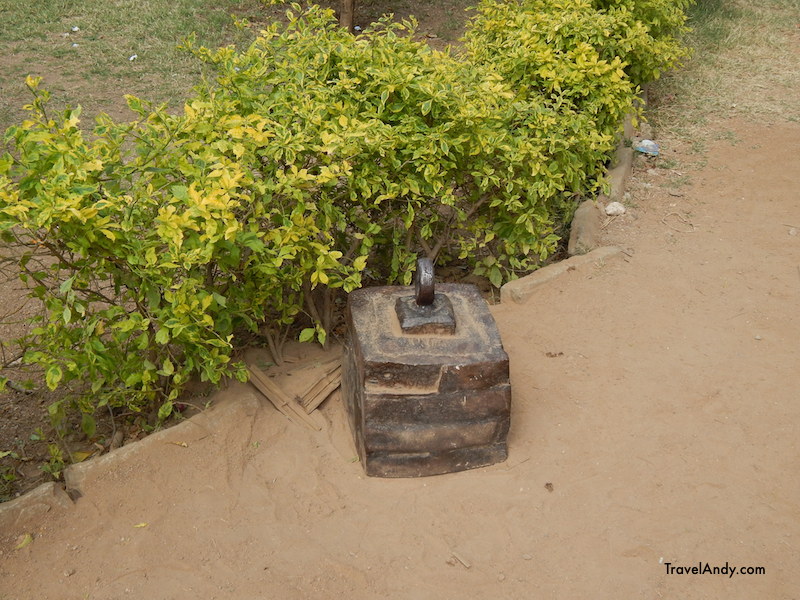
[0,118,798,598]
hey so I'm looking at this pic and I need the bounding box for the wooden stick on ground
[246,364,322,431]
[300,362,341,413]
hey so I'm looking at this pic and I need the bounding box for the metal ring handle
[415,258,435,306]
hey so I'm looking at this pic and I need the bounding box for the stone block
[343,283,511,477]
[567,200,602,256]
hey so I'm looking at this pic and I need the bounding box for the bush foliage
[0,1,691,431]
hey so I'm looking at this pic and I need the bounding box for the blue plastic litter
[634,139,660,156]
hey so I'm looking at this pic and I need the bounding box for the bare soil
[2,2,800,597]
[1,117,798,598]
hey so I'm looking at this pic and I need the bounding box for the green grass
[685,0,743,47]
[1,0,250,43]
[0,0,273,130]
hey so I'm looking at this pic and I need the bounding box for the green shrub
[0,75,362,431]
[181,6,619,285]
[468,0,691,92]
[0,1,691,434]
[592,0,694,84]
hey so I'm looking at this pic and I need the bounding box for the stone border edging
[62,389,260,493]
[500,246,623,304]
[506,128,633,304]
[0,481,74,533]
[0,387,261,536]
[567,117,635,256]
[566,89,647,258]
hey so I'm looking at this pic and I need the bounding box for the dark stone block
[439,359,510,393]
[363,387,511,423]
[363,443,509,478]
[343,283,512,477]
[364,415,510,453]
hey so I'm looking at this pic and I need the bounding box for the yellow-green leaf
[14,533,33,550]
[73,451,94,463]
[155,328,170,345]
[160,358,174,376]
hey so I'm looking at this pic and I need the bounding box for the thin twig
[173,400,208,413]
[107,403,116,439]
[1,352,25,369]
[265,331,280,365]
[463,193,489,221]
[600,215,619,230]
[322,288,332,345]
[0,300,34,322]
[661,212,695,233]
[343,235,362,262]
[429,222,451,260]
[451,551,471,569]
[303,282,324,329]
[418,235,433,257]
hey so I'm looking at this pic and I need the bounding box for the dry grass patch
[650,0,800,143]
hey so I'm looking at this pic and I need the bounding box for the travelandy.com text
[664,562,765,578]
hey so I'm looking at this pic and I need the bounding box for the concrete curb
[607,136,635,203]
[61,418,196,494]
[0,481,74,532]
[63,387,260,493]
[567,89,648,257]
[500,246,623,304]
[567,125,634,256]
[0,386,261,533]
[520,109,638,302]
[566,200,604,256]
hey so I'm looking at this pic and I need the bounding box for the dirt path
[0,116,796,598]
